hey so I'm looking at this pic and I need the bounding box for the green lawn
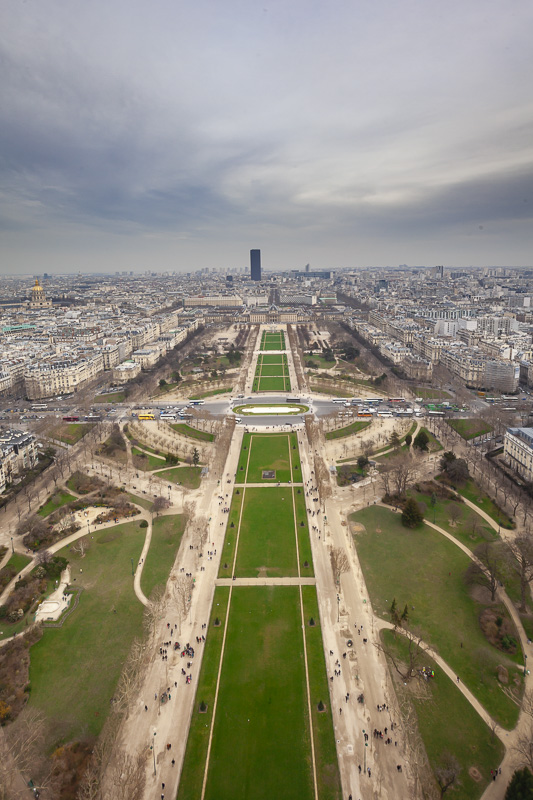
[305,354,336,370]
[301,586,342,800]
[131,446,167,471]
[141,514,185,598]
[217,490,244,576]
[260,332,286,351]
[454,479,514,530]
[447,418,494,440]
[0,552,33,592]
[51,422,94,445]
[28,521,146,741]
[244,433,292,483]
[254,375,291,392]
[381,630,504,800]
[170,423,215,442]
[203,586,314,800]
[417,426,443,452]
[294,490,314,575]
[126,493,153,511]
[38,490,76,517]
[259,354,287,365]
[325,420,372,440]
[177,587,231,800]
[351,506,523,728]
[414,387,452,399]
[153,466,202,488]
[189,387,232,399]
[94,391,125,403]
[235,487,298,577]
[410,488,497,549]
[257,365,290,377]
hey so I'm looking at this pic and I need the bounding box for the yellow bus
[138,413,155,421]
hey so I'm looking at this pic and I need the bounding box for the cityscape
[0,258,532,800]
[1,1,533,799]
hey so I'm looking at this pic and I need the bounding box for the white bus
[332,398,349,404]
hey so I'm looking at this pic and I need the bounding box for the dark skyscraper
[250,249,261,281]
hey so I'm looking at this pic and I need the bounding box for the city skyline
[1,0,533,274]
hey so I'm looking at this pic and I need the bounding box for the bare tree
[388,452,419,499]
[448,502,462,527]
[435,752,461,797]
[465,542,503,602]
[171,574,194,635]
[375,629,427,683]
[71,534,91,558]
[506,533,533,613]
[330,547,350,586]
[152,496,170,517]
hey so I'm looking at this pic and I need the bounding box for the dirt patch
[469,584,493,605]
[351,522,366,535]
[479,608,518,654]
[257,566,268,578]
[469,766,482,782]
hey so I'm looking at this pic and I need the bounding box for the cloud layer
[1,0,532,272]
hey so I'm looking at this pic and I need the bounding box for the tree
[375,629,426,682]
[413,429,429,451]
[506,534,533,613]
[192,447,200,467]
[446,458,470,484]
[388,452,419,499]
[467,542,503,601]
[402,497,424,528]
[159,378,167,387]
[435,752,461,797]
[71,535,91,558]
[390,430,401,450]
[440,451,456,471]
[448,502,462,526]
[505,768,533,800]
[152,496,170,516]
[405,433,412,447]
[357,455,369,471]
[330,547,350,586]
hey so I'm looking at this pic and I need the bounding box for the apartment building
[504,428,533,483]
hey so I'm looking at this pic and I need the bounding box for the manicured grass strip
[310,384,354,398]
[28,521,146,740]
[218,490,244,577]
[94,391,125,403]
[381,630,504,800]
[38,490,76,517]
[235,487,298,577]
[235,433,252,483]
[177,587,231,800]
[153,466,202,488]
[0,552,33,592]
[189,387,232,400]
[447,418,494,440]
[351,506,522,728]
[203,586,314,800]
[294,489,314,576]
[141,514,185,598]
[290,431,302,480]
[259,354,287,365]
[127,493,153,511]
[301,586,342,800]
[372,421,417,455]
[454,479,514,529]
[246,433,292,483]
[325,420,372,440]
[255,375,291,392]
[170,423,214,442]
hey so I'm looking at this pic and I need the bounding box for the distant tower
[250,249,261,281]
[29,278,51,309]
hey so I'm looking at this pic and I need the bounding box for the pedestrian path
[215,576,316,587]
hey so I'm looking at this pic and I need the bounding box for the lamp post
[151,731,156,775]
[168,484,171,500]
[524,654,528,677]
[337,594,340,623]
[10,536,14,554]
[131,558,134,576]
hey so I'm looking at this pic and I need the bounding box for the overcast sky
[1,0,532,274]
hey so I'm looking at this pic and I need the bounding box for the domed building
[29,279,51,309]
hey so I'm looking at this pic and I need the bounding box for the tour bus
[357,411,373,418]
[138,413,155,421]
[160,412,177,420]
[366,398,383,405]
[31,403,48,410]
[332,398,349,404]
[428,410,445,416]
[190,399,205,406]
[390,397,406,403]
[63,415,79,422]
[377,411,393,417]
